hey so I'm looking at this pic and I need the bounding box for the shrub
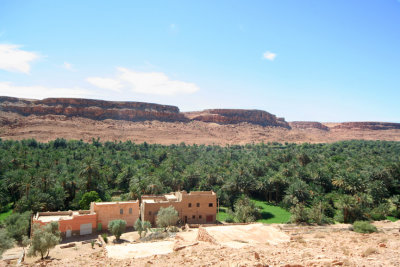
[309,202,333,225]
[108,220,126,241]
[4,211,31,244]
[79,191,101,210]
[233,196,260,223]
[290,203,311,224]
[101,233,108,243]
[27,222,61,259]
[352,221,378,233]
[140,231,169,241]
[156,206,179,229]
[134,219,152,238]
[0,229,14,257]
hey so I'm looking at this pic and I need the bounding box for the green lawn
[0,209,12,222]
[252,199,291,224]
[217,199,291,224]
[387,216,399,222]
[217,207,230,222]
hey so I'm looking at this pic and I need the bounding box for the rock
[173,242,199,251]
[254,252,260,260]
[332,260,344,265]
[0,97,188,123]
[187,109,291,128]
[379,243,386,248]
[60,243,76,249]
[289,121,329,131]
[332,122,400,130]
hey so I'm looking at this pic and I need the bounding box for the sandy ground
[202,223,290,248]
[1,113,400,145]
[3,221,399,267]
[106,241,175,259]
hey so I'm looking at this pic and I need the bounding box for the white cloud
[63,62,74,71]
[87,67,199,95]
[0,82,92,99]
[86,77,122,92]
[0,44,40,73]
[263,51,277,61]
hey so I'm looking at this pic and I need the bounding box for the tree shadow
[260,211,274,220]
[112,238,130,244]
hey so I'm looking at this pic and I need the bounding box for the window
[129,208,132,214]
[188,203,192,208]
[192,215,195,219]
[199,215,202,219]
[196,203,200,207]
[120,208,123,215]
[209,203,213,207]
[149,211,152,215]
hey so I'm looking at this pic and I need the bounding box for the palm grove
[1,139,400,231]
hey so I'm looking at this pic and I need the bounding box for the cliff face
[332,122,400,130]
[187,109,291,128]
[0,97,188,122]
[289,121,329,131]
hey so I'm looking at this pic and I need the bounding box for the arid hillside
[1,96,400,144]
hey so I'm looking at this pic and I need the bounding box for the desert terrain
[1,112,400,145]
[1,97,399,145]
[6,221,399,267]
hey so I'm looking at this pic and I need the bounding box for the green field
[252,199,291,224]
[0,209,12,222]
[217,207,230,222]
[387,216,399,222]
[217,199,291,224]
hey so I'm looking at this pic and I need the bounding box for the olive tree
[134,218,152,238]
[27,222,61,259]
[156,206,179,229]
[108,219,126,241]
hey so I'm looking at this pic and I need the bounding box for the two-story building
[141,191,217,226]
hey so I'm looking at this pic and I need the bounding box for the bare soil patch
[8,221,399,266]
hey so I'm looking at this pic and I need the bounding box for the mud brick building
[141,191,217,226]
[32,191,216,238]
[32,210,97,238]
[32,200,139,238]
[90,201,140,230]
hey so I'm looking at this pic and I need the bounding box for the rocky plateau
[1,96,400,144]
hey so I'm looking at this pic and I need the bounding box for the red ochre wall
[91,201,140,230]
[32,213,97,235]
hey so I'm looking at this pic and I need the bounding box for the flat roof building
[141,191,217,226]
[32,191,216,239]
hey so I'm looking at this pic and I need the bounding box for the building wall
[141,191,217,226]
[32,212,97,237]
[91,201,140,230]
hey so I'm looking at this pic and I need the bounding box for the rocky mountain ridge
[0,96,188,123]
[1,96,400,132]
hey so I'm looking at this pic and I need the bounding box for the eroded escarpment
[0,97,291,127]
[185,109,291,128]
[332,122,400,130]
[289,121,329,131]
[0,96,188,123]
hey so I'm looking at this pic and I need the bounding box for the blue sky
[0,0,399,122]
